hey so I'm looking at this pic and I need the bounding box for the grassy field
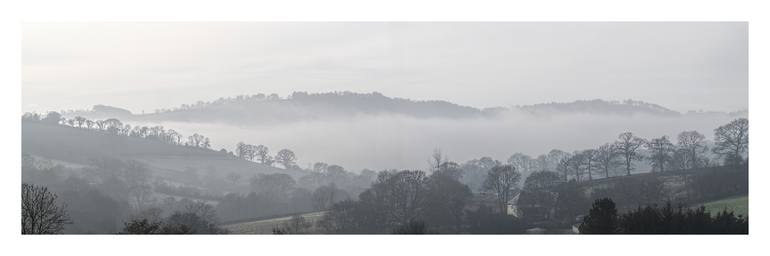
[698,196,748,217]
[221,211,327,234]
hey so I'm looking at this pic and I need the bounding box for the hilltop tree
[73,116,87,128]
[646,136,675,172]
[103,118,124,134]
[275,149,297,169]
[186,133,206,148]
[41,111,62,125]
[676,130,707,169]
[313,162,329,173]
[713,118,749,165]
[254,145,271,165]
[483,165,521,214]
[615,132,647,175]
[22,183,71,234]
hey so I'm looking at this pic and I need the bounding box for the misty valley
[21,92,748,234]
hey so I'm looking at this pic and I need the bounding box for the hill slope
[62,92,745,126]
[22,121,304,181]
[67,91,489,125]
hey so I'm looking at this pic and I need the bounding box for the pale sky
[22,22,748,114]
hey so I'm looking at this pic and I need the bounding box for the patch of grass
[699,196,748,218]
[221,211,326,234]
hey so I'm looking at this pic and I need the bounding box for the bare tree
[615,132,646,175]
[104,118,123,134]
[595,143,618,178]
[95,120,106,130]
[647,136,675,172]
[22,183,70,234]
[567,152,586,182]
[483,164,521,214]
[275,149,297,169]
[676,130,707,169]
[187,133,206,148]
[713,118,749,165]
[254,145,271,165]
[313,162,329,173]
[85,119,94,129]
[429,147,447,173]
[582,149,598,181]
[73,116,87,128]
[507,153,534,177]
[235,142,248,159]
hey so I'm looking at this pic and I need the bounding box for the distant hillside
[65,91,490,125]
[517,99,682,116]
[22,121,304,180]
[61,93,745,125]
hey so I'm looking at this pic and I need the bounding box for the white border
[1,1,766,256]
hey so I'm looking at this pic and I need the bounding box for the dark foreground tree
[22,183,71,234]
[579,198,748,234]
[578,198,618,234]
[618,203,748,234]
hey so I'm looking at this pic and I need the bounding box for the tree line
[23,111,212,149]
[500,118,747,185]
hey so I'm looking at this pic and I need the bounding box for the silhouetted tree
[676,130,708,169]
[617,202,747,234]
[582,149,598,181]
[186,133,207,148]
[22,183,70,234]
[646,136,675,172]
[235,142,249,159]
[517,171,561,221]
[254,145,271,165]
[713,118,749,165]
[422,165,472,232]
[615,132,646,175]
[275,149,297,169]
[595,143,618,178]
[483,165,521,214]
[578,198,618,234]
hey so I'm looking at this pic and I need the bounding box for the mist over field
[128,108,743,172]
[21,22,749,235]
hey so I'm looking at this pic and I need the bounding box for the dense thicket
[579,198,748,234]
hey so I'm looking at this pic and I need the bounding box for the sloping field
[221,211,326,234]
[700,196,748,217]
[22,122,305,180]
